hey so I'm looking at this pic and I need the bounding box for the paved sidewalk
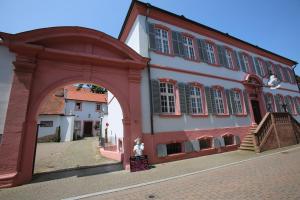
[35,137,118,173]
[0,144,299,200]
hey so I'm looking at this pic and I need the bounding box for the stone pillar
[0,55,36,187]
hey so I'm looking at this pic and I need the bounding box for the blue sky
[1,0,300,75]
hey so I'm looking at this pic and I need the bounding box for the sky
[1,0,300,75]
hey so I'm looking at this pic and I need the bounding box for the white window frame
[225,49,234,69]
[75,102,82,111]
[206,42,216,64]
[233,91,243,114]
[96,103,101,112]
[257,59,265,76]
[190,86,203,114]
[242,54,250,72]
[183,36,195,60]
[160,82,175,113]
[214,88,225,114]
[155,28,170,54]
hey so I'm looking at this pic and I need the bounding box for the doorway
[83,121,93,137]
[251,100,262,124]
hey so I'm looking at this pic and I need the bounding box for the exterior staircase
[239,125,257,151]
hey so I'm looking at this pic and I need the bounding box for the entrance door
[251,100,262,124]
[83,121,93,137]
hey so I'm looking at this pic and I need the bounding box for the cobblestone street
[1,145,300,200]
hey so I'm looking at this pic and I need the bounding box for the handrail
[254,112,272,146]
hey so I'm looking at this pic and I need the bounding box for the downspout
[145,3,154,135]
[292,64,299,92]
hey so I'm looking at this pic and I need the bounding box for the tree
[76,84,107,94]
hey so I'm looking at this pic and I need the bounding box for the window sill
[214,114,230,117]
[235,114,248,117]
[166,152,185,158]
[159,114,182,118]
[190,114,209,118]
[153,50,175,57]
[183,57,200,63]
[209,63,221,67]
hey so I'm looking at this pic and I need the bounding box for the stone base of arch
[0,27,148,188]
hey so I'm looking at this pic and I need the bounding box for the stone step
[241,140,254,145]
[240,143,255,148]
[239,146,256,151]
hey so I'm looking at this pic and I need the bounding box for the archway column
[0,55,36,187]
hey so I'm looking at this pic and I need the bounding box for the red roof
[64,85,107,103]
[39,88,65,115]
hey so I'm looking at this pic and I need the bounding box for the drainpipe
[292,64,299,92]
[145,4,154,135]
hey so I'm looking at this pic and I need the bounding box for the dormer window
[183,36,195,60]
[155,28,170,54]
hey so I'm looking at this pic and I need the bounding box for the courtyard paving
[0,144,299,200]
[34,137,118,174]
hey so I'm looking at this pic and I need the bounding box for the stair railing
[254,112,272,146]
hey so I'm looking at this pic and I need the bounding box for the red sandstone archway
[0,27,148,187]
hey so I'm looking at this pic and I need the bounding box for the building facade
[119,1,300,163]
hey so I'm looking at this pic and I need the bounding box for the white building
[37,86,109,142]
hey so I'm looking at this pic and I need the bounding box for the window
[183,36,195,60]
[190,86,203,114]
[278,95,285,112]
[242,54,250,72]
[160,82,175,113]
[96,103,101,112]
[286,96,295,114]
[166,143,182,155]
[257,59,265,77]
[199,137,212,149]
[40,121,53,127]
[266,94,275,112]
[75,102,82,111]
[233,91,243,114]
[206,42,216,64]
[74,121,81,130]
[225,49,234,69]
[214,88,225,114]
[223,134,234,146]
[155,28,169,54]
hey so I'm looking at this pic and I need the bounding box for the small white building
[37,86,108,142]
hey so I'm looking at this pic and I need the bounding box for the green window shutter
[284,96,292,114]
[205,86,214,114]
[185,84,191,114]
[210,88,217,114]
[225,89,233,115]
[243,90,250,115]
[265,61,273,75]
[157,144,167,157]
[197,39,209,63]
[172,31,185,57]
[191,140,200,152]
[151,80,161,114]
[293,97,300,114]
[147,23,156,51]
[287,68,296,84]
[264,93,271,112]
[217,45,228,68]
[274,64,283,81]
[178,82,187,114]
[238,52,247,73]
[212,138,221,148]
[282,67,291,82]
[274,95,282,112]
[233,50,241,71]
[230,90,237,114]
[253,57,263,77]
[184,141,193,153]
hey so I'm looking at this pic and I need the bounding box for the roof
[118,0,297,66]
[64,85,107,103]
[39,88,65,115]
